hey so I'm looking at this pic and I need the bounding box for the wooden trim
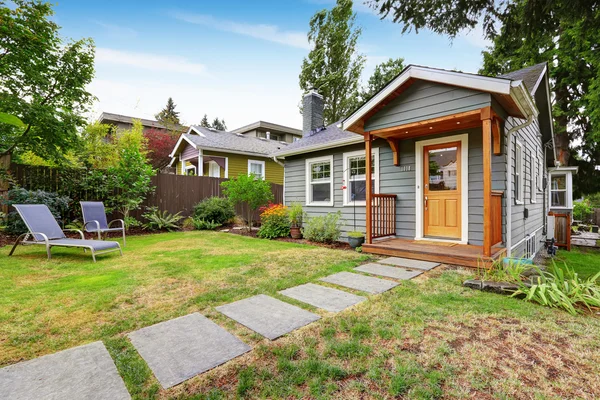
[387,139,400,166]
[369,109,482,137]
[491,191,503,246]
[492,118,502,155]
[365,134,373,244]
[482,118,493,257]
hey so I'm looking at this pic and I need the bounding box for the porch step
[354,263,423,280]
[377,257,439,271]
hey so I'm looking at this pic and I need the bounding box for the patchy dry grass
[3,233,600,399]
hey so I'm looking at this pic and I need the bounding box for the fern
[142,207,183,231]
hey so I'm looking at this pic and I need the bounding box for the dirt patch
[0,232,18,248]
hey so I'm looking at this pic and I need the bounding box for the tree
[144,128,179,170]
[155,97,181,126]
[361,57,405,102]
[299,0,365,125]
[199,114,210,128]
[0,0,95,162]
[370,0,600,195]
[221,173,273,230]
[211,118,227,131]
[79,122,118,169]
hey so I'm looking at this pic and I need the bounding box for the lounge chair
[80,201,126,246]
[8,204,122,262]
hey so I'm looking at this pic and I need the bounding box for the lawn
[2,232,600,399]
[550,246,600,278]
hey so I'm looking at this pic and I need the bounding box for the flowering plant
[257,203,290,239]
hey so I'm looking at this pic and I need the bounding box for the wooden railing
[491,191,503,246]
[371,194,397,239]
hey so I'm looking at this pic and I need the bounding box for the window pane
[250,163,263,178]
[551,175,566,190]
[349,180,375,202]
[428,146,457,190]
[312,183,330,202]
[551,191,566,207]
[311,161,330,181]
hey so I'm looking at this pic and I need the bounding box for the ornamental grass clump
[257,203,290,239]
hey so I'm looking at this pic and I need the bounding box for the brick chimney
[302,90,324,137]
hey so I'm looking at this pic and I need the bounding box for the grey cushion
[81,202,109,231]
[13,204,66,241]
[49,239,120,251]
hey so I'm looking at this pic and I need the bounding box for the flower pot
[290,226,302,239]
[348,236,365,248]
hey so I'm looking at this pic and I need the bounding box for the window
[531,153,537,203]
[208,161,220,178]
[342,149,379,205]
[550,174,568,207]
[538,156,544,192]
[248,160,265,180]
[185,164,196,176]
[515,140,524,204]
[306,155,334,206]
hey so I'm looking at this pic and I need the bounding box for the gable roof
[499,62,547,94]
[271,122,359,157]
[230,120,302,136]
[170,125,288,162]
[98,112,168,130]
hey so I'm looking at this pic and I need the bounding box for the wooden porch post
[482,112,493,257]
[365,133,373,244]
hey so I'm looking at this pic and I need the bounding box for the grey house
[273,63,576,267]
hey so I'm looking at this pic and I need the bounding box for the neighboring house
[231,121,302,143]
[169,126,287,184]
[98,112,174,133]
[273,63,572,266]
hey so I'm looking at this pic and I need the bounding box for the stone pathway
[216,294,321,340]
[378,257,440,271]
[0,341,130,400]
[320,271,399,294]
[354,263,423,280]
[128,313,251,389]
[279,283,366,312]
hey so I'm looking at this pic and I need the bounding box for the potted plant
[289,202,304,239]
[347,231,365,248]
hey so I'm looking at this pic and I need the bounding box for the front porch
[362,238,506,268]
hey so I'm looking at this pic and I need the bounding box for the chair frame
[81,201,126,246]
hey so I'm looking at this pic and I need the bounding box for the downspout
[506,115,534,256]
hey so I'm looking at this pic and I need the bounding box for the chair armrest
[28,232,50,244]
[108,219,125,229]
[63,229,85,240]
[84,220,101,232]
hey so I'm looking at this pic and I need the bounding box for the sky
[51,0,491,130]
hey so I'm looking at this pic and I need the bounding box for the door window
[427,146,458,191]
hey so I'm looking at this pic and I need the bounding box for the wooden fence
[1,162,283,222]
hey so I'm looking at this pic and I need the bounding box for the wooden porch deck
[362,238,506,268]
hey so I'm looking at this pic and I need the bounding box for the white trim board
[415,133,469,244]
[305,155,335,207]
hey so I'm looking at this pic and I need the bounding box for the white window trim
[342,148,380,206]
[305,155,334,207]
[515,139,524,205]
[415,133,469,244]
[208,161,220,178]
[184,164,197,175]
[530,151,537,203]
[548,171,573,209]
[538,155,544,193]
[247,159,266,180]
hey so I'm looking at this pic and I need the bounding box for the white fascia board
[168,134,198,159]
[199,145,272,158]
[510,82,539,118]
[342,65,513,131]
[271,135,363,158]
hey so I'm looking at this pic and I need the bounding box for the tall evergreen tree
[361,57,405,102]
[155,97,180,125]
[299,0,365,125]
[369,0,600,195]
[199,114,210,128]
[211,118,227,131]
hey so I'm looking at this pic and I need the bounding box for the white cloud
[95,48,207,75]
[94,21,138,39]
[170,12,310,50]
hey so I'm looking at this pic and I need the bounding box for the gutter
[506,115,535,255]
[272,156,284,167]
[272,135,363,158]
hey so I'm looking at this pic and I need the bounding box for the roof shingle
[185,126,287,156]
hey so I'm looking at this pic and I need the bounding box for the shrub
[193,196,235,225]
[192,218,221,230]
[1,188,71,235]
[302,211,344,243]
[288,202,304,227]
[142,207,183,231]
[257,203,290,239]
[0,211,6,230]
[124,216,141,230]
[221,173,273,229]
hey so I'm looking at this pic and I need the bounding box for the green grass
[550,246,600,278]
[3,232,600,399]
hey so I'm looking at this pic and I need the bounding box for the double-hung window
[515,140,524,204]
[550,173,569,208]
[342,149,379,205]
[538,156,544,192]
[531,152,537,203]
[248,160,265,180]
[306,155,334,206]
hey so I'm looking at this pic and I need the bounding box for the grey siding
[285,127,506,245]
[364,81,492,131]
[506,117,546,257]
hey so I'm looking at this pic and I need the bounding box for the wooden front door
[423,141,461,239]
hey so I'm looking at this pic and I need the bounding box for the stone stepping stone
[320,272,399,294]
[354,263,423,280]
[128,313,250,389]
[378,257,440,271]
[0,341,130,400]
[216,294,320,340]
[279,283,366,312]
